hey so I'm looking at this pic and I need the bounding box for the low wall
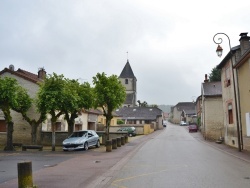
[41,132,68,146]
[109,124,154,135]
[37,124,155,146]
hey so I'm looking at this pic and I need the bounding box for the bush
[117,119,124,124]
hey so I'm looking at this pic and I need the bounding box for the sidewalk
[191,130,250,163]
[0,132,160,188]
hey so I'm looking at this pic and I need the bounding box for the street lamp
[213,33,242,152]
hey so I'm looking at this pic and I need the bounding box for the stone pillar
[121,136,125,145]
[125,135,128,143]
[117,137,121,147]
[106,140,112,152]
[112,138,117,149]
[18,161,33,188]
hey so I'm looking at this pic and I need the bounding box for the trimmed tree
[12,85,47,144]
[62,79,93,136]
[36,73,65,151]
[0,77,31,151]
[92,72,126,141]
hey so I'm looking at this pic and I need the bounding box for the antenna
[126,51,129,60]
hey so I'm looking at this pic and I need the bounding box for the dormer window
[125,79,128,84]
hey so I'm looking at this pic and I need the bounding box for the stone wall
[204,97,224,140]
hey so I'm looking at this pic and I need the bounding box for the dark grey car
[117,127,136,137]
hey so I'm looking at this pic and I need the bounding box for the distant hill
[157,105,173,113]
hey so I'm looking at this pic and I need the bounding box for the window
[55,122,61,131]
[228,104,233,124]
[125,79,128,84]
[75,124,82,131]
[0,120,6,132]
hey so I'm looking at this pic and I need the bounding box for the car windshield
[69,131,87,138]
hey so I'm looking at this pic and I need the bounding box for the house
[217,32,250,150]
[42,108,102,132]
[115,106,164,130]
[171,102,195,124]
[232,33,250,151]
[0,65,46,144]
[119,59,137,107]
[200,74,223,140]
[195,95,202,126]
[0,65,103,146]
[97,109,120,127]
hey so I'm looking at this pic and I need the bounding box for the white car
[180,121,187,126]
[62,130,100,151]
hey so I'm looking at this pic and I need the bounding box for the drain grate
[244,177,250,179]
[94,160,101,163]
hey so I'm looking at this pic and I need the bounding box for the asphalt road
[1,123,250,188]
[103,123,250,188]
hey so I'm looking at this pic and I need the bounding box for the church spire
[119,58,135,78]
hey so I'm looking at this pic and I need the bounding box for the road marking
[111,165,188,187]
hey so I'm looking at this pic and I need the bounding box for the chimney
[38,67,46,79]
[204,74,209,83]
[239,32,250,55]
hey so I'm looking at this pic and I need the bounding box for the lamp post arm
[213,33,232,52]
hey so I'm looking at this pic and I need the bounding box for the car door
[87,131,95,146]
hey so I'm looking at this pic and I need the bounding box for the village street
[101,123,250,188]
[1,123,250,188]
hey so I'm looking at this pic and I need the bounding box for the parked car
[62,130,100,151]
[180,121,187,126]
[189,124,198,132]
[163,121,167,127]
[117,127,136,137]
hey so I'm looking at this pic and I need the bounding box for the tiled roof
[115,106,162,120]
[119,60,136,78]
[86,108,103,115]
[202,81,222,96]
[0,67,41,84]
[174,102,195,114]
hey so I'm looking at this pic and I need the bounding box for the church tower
[119,59,137,107]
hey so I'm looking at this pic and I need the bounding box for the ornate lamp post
[213,33,242,152]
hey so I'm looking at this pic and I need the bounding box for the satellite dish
[9,64,14,71]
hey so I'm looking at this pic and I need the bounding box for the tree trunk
[68,121,74,136]
[31,122,38,144]
[52,123,56,151]
[106,118,110,140]
[4,121,14,151]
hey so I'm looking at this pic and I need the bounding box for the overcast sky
[1,0,250,105]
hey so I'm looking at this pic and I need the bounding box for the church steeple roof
[119,59,136,78]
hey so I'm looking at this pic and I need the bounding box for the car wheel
[129,133,132,137]
[96,140,100,148]
[84,142,88,150]
[63,149,68,152]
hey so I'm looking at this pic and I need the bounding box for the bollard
[18,161,33,188]
[125,135,128,143]
[106,140,112,152]
[117,137,121,147]
[121,136,125,145]
[112,138,117,149]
